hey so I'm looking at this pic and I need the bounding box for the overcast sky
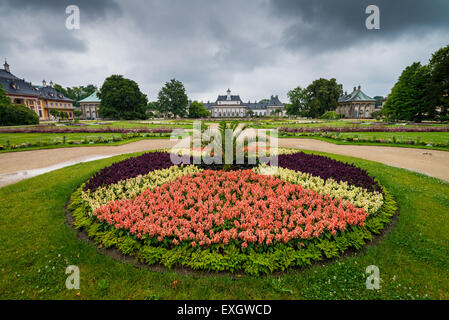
[1,0,449,102]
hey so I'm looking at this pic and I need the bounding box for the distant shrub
[371,110,383,120]
[0,103,39,126]
[320,111,340,120]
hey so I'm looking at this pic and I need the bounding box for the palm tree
[216,120,253,168]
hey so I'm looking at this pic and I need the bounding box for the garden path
[0,138,448,187]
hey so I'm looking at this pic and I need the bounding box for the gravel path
[0,138,448,187]
[279,138,449,182]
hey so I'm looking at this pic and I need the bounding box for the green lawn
[0,132,131,145]
[81,120,191,129]
[256,119,449,129]
[1,150,448,299]
[338,132,449,145]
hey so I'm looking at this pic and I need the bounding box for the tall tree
[304,78,343,118]
[98,75,148,120]
[382,62,433,122]
[286,86,308,116]
[188,100,210,118]
[429,44,449,117]
[157,79,188,118]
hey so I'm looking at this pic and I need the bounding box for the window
[38,110,42,117]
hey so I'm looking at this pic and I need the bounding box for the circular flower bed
[69,149,397,274]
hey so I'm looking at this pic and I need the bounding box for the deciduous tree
[98,75,148,120]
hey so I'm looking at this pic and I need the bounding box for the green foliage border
[68,178,397,275]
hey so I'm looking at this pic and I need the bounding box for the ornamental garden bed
[68,150,397,275]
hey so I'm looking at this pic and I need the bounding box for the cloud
[269,0,449,52]
[0,0,448,103]
[2,0,121,21]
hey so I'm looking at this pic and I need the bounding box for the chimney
[3,59,10,73]
[50,81,54,88]
[353,86,357,91]
[358,85,361,90]
[42,80,47,87]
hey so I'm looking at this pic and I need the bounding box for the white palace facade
[203,89,286,118]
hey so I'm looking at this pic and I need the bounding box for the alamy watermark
[65,265,80,290]
[365,5,380,30]
[65,5,80,30]
[366,265,380,290]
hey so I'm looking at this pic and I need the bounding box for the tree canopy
[54,84,96,108]
[382,62,432,122]
[157,79,188,118]
[188,100,210,118]
[383,44,449,121]
[304,78,343,118]
[0,86,39,126]
[286,78,343,118]
[286,86,308,116]
[429,44,449,117]
[98,75,148,120]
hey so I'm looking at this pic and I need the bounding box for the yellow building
[0,60,74,120]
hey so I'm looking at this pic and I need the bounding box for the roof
[0,67,72,101]
[38,86,73,102]
[0,76,41,97]
[216,95,243,102]
[339,86,376,103]
[268,95,283,106]
[0,69,19,80]
[79,91,100,103]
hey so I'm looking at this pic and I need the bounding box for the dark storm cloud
[269,0,449,51]
[3,0,121,20]
[0,0,448,100]
[37,31,88,52]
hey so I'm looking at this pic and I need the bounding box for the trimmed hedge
[0,103,39,126]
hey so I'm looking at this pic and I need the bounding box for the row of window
[50,102,71,108]
[213,112,245,117]
[26,99,71,108]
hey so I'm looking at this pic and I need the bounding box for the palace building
[203,89,286,118]
[79,91,101,119]
[0,60,74,120]
[336,85,379,119]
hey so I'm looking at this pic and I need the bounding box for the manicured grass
[1,150,448,299]
[279,135,449,152]
[84,120,191,129]
[0,132,135,145]
[257,119,449,129]
[0,133,172,154]
[338,132,449,145]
